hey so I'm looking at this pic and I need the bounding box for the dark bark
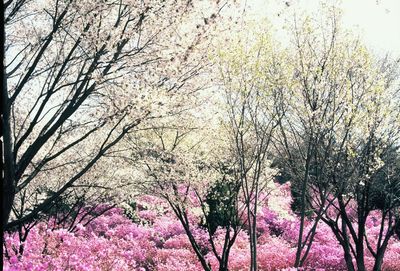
[1,1,6,269]
[294,139,312,267]
[170,203,212,271]
[2,0,155,230]
[2,0,16,231]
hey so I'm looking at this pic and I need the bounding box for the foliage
[3,183,400,271]
[3,1,400,271]
[204,165,241,235]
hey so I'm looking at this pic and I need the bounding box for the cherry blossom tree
[1,0,226,231]
[135,115,245,271]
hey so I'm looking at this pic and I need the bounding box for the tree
[133,100,246,271]
[214,26,285,271]
[273,10,346,267]
[274,8,400,270]
[1,0,224,231]
[139,144,243,271]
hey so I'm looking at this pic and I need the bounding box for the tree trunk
[172,206,211,271]
[250,215,257,271]
[373,251,385,271]
[248,207,257,271]
[373,235,390,271]
[0,138,3,271]
[1,12,16,229]
[355,253,366,271]
[250,181,259,271]
[219,262,228,271]
[295,141,313,267]
[342,227,356,271]
[355,217,366,271]
[1,7,6,270]
[343,249,355,271]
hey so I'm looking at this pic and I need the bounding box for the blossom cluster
[3,184,400,271]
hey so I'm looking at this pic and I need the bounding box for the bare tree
[273,9,400,270]
[215,31,285,271]
[273,11,343,267]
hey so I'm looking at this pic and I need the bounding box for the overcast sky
[243,0,400,57]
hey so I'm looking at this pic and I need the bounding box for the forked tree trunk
[373,250,385,271]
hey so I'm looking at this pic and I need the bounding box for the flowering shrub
[3,183,400,270]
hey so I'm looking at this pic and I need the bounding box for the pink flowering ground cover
[3,184,400,271]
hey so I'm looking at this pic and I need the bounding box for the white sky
[243,0,400,57]
[342,0,400,55]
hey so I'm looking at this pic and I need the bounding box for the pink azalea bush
[3,184,400,270]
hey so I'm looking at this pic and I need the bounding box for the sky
[243,0,400,57]
[341,0,400,55]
